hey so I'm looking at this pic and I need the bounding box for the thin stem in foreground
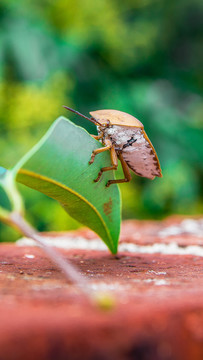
[9,212,94,300]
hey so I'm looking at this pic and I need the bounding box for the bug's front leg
[90,134,103,140]
[94,143,118,183]
[89,138,111,165]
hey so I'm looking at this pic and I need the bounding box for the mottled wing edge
[143,130,162,177]
[126,130,162,179]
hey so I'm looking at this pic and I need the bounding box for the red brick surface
[0,217,203,360]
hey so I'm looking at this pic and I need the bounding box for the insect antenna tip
[63,105,101,126]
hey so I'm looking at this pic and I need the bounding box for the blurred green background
[0,0,202,242]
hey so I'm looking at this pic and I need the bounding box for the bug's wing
[90,109,144,128]
[122,129,162,179]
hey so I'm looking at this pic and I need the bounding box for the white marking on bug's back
[106,125,135,146]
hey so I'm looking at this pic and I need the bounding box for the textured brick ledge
[0,216,203,360]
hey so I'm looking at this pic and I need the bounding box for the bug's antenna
[63,106,101,126]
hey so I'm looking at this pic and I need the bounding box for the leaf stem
[9,212,94,301]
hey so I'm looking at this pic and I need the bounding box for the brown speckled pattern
[104,126,161,179]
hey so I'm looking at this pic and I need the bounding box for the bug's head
[63,106,102,127]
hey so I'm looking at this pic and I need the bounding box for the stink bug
[64,107,162,187]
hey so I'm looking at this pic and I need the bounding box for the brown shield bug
[64,107,162,187]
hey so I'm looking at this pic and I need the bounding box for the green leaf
[0,167,24,226]
[0,168,11,217]
[16,117,121,253]
[0,167,7,177]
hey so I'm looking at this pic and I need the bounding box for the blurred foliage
[0,0,202,241]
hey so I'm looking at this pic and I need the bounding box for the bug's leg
[94,146,118,182]
[90,134,103,140]
[89,139,111,165]
[106,153,131,187]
